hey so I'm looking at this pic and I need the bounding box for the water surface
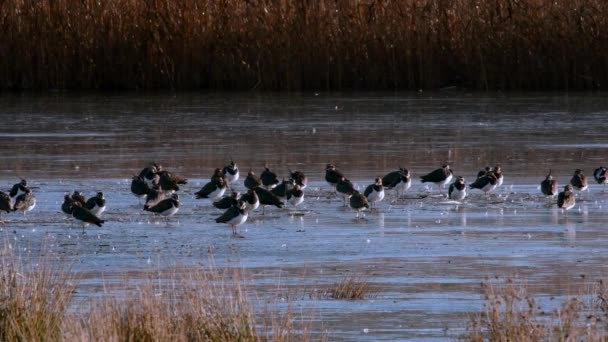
[1,92,608,340]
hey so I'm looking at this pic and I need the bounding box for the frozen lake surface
[1,92,608,340]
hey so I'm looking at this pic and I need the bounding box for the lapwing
[448,176,467,201]
[9,179,27,198]
[253,187,284,215]
[349,191,369,219]
[557,184,576,211]
[364,177,384,209]
[131,175,151,200]
[420,164,453,194]
[541,170,558,197]
[145,188,166,210]
[325,164,344,192]
[154,170,187,192]
[476,166,491,179]
[85,192,106,216]
[72,191,87,207]
[213,190,240,210]
[260,166,280,189]
[381,167,411,197]
[240,189,260,212]
[271,178,294,202]
[13,187,36,216]
[222,160,240,185]
[0,191,11,221]
[244,170,262,190]
[195,176,227,200]
[492,165,504,187]
[61,194,78,218]
[469,172,498,197]
[215,200,248,236]
[8,179,28,207]
[570,169,588,192]
[593,166,607,190]
[71,205,104,233]
[336,176,356,207]
[286,184,304,208]
[145,193,180,218]
[210,168,225,183]
[289,170,308,189]
[139,163,160,182]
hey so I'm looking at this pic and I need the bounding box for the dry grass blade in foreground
[464,277,608,341]
[0,239,318,341]
[0,242,75,341]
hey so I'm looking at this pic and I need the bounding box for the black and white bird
[215,201,248,236]
[420,164,453,194]
[213,190,240,210]
[492,165,504,187]
[336,176,356,207]
[195,176,227,200]
[557,184,576,211]
[145,193,180,217]
[364,177,384,209]
[286,184,304,208]
[144,188,166,210]
[477,166,492,179]
[469,172,498,196]
[139,163,160,183]
[325,164,345,192]
[131,175,151,200]
[244,170,262,190]
[289,170,308,189]
[381,167,411,197]
[222,160,240,185]
[85,192,106,216]
[593,166,607,190]
[541,170,558,197]
[349,191,369,219]
[0,191,12,220]
[71,191,87,207]
[61,194,78,218]
[154,170,187,192]
[271,178,294,202]
[9,179,28,199]
[71,205,104,233]
[448,176,467,201]
[13,187,36,216]
[240,189,260,212]
[253,187,284,215]
[260,166,280,189]
[570,169,588,192]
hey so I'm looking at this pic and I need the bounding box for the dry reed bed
[1,0,606,91]
[0,244,319,341]
[465,276,608,341]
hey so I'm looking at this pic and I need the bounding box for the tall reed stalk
[1,0,606,91]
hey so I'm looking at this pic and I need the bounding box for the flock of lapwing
[1,162,606,236]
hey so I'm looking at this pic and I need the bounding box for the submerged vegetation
[1,0,606,91]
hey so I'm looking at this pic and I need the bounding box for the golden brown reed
[464,276,608,341]
[324,271,375,300]
[0,241,317,341]
[1,0,606,91]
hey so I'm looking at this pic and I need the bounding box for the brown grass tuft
[0,240,318,341]
[324,272,375,300]
[464,276,608,341]
[0,242,75,342]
